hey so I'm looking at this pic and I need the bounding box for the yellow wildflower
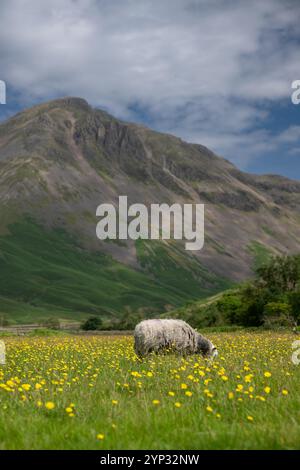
[45,402,55,410]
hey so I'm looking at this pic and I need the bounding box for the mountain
[0,97,300,323]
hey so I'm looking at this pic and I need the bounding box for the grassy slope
[166,240,274,327]
[136,239,232,298]
[0,220,230,323]
[247,240,273,271]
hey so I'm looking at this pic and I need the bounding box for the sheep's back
[134,319,198,355]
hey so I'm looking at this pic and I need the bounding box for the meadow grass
[0,331,299,449]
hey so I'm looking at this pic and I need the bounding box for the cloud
[0,0,299,170]
[278,126,300,143]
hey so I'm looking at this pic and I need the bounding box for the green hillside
[0,220,230,324]
[1,98,300,325]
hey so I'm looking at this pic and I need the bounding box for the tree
[81,316,103,331]
[263,301,292,327]
[236,282,270,327]
[257,255,300,294]
[287,291,300,326]
[216,292,243,324]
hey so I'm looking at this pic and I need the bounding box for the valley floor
[0,331,299,449]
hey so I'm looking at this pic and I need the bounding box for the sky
[0,0,299,178]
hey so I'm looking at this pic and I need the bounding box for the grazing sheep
[134,319,217,358]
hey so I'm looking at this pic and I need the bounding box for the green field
[0,331,299,449]
[0,220,231,324]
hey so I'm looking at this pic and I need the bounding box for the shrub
[81,316,103,331]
